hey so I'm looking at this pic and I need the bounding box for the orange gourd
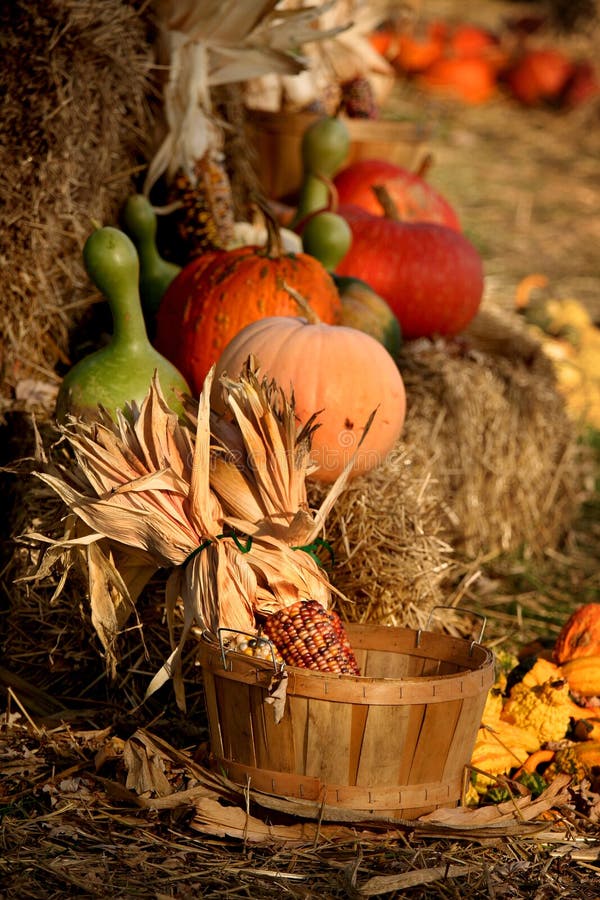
[554,603,600,664]
[155,233,342,396]
[212,314,407,484]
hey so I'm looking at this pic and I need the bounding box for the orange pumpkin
[212,315,407,484]
[554,603,600,665]
[393,21,447,74]
[418,56,497,104]
[155,239,342,396]
[367,27,398,60]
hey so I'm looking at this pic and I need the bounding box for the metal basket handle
[416,605,487,653]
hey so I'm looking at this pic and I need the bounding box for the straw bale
[309,444,454,629]
[0,0,157,422]
[400,303,585,559]
[313,301,586,624]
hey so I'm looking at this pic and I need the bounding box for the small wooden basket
[197,619,494,822]
[245,110,430,201]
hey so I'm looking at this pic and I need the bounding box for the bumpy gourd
[154,231,343,397]
[55,227,190,422]
[122,194,182,335]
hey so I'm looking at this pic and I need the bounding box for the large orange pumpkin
[154,241,342,395]
[212,316,407,483]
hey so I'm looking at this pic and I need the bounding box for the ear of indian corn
[261,599,360,676]
[169,149,236,258]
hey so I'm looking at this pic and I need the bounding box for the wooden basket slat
[201,668,225,760]
[247,682,294,774]
[348,704,370,785]
[290,695,309,776]
[355,702,418,788]
[216,678,256,768]
[303,697,355,785]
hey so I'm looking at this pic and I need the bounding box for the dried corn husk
[244,0,394,115]
[26,361,364,705]
[146,0,345,194]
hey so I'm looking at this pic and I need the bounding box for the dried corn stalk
[26,360,363,703]
[146,0,345,254]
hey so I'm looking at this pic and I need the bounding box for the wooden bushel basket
[197,622,494,822]
[245,110,430,201]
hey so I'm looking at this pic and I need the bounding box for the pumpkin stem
[372,184,401,221]
[414,152,434,180]
[260,200,285,259]
[282,281,321,324]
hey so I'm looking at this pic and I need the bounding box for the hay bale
[400,303,585,559]
[0,0,156,421]
[312,302,586,623]
[309,445,454,630]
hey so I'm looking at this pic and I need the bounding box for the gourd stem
[282,281,321,324]
[293,175,340,235]
[291,172,338,230]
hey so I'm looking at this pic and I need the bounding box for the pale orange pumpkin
[212,314,407,483]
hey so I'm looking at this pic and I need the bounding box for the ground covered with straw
[2,0,600,897]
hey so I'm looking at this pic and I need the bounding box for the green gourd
[300,211,352,271]
[301,116,350,178]
[333,274,403,358]
[292,116,350,226]
[55,226,191,423]
[121,194,181,335]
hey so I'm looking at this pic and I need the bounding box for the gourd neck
[109,286,149,350]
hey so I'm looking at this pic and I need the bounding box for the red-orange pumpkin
[333,158,461,230]
[155,243,342,395]
[554,603,600,665]
[212,316,407,483]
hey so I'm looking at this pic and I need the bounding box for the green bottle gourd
[55,226,191,423]
[292,116,351,226]
[121,194,181,336]
[300,210,353,271]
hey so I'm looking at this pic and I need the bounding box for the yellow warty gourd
[501,678,581,744]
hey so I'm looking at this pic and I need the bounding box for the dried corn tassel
[261,599,360,675]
